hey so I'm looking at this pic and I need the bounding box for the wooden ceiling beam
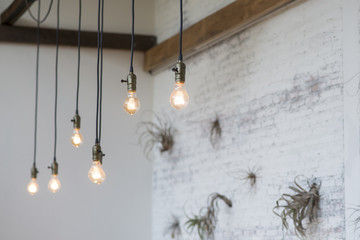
[1,0,35,25]
[0,25,157,51]
[144,0,303,73]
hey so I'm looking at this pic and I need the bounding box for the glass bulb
[27,178,39,195]
[169,83,189,110]
[71,128,83,148]
[88,161,106,184]
[123,91,140,115]
[48,174,61,193]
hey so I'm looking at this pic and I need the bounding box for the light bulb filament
[124,91,140,115]
[71,128,83,148]
[88,161,106,184]
[27,178,39,195]
[170,83,189,110]
[48,175,61,193]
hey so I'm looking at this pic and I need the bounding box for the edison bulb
[124,91,140,115]
[27,178,39,195]
[169,83,189,110]
[71,128,83,148]
[48,175,61,193]
[88,161,106,184]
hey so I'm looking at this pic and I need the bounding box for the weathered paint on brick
[152,0,345,239]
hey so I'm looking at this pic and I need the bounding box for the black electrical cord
[99,0,104,143]
[53,0,60,162]
[75,0,82,114]
[25,0,54,24]
[95,0,100,143]
[178,0,183,61]
[32,0,41,168]
[95,0,104,144]
[129,0,135,73]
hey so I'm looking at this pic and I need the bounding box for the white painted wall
[0,43,152,240]
[152,0,348,239]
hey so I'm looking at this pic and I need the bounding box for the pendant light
[26,0,53,195]
[121,0,140,115]
[48,0,61,194]
[70,0,83,148]
[88,0,106,185]
[169,0,189,110]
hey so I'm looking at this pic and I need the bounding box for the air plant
[348,205,360,235]
[185,193,232,240]
[165,215,182,239]
[139,114,175,159]
[209,116,222,148]
[239,165,261,188]
[273,177,321,239]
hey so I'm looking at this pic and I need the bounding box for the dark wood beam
[144,0,302,72]
[1,0,35,25]
[0,25,157,51]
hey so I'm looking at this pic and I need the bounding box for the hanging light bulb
[170,0,189,110]
[27,179,39,195]
[122,0,140,116]
[27,166,39,196]
[170,60,189,110]
[123,73,140,115]
[71,0,83,148]
[71,114,83,148]
[88,143,106,184]
[48,160,61,193]
[48,175,61,193]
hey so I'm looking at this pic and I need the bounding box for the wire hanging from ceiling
[122,0,140,116]
[47,0,61,194]
[169,0,189,111]
[88,0,106,185]
[25,0,54,23]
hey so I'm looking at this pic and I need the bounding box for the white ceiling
[1,0,154,35]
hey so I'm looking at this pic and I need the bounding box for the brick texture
[151,0,345,239]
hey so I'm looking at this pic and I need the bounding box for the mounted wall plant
[239,165,261,188]
[209,115,222,148]
[273,177,321,239]
[139,114,175,159]
[165,215,181,239]
[349,205,360,236]
[185,193,232,240]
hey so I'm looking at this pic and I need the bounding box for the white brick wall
[152,0,345,239]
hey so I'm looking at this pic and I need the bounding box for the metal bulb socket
[48,160,59,175]
[92,143,105,164]
[126,72,137,92]
[31,166,38,179]
[172,60,186,84]
[71,114,81,129]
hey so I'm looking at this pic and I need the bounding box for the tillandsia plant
[273,177,321,239]
[239,165,261,188]
[185,193,232,240]
[209,116,222,148]
[165,215,182,239]
[349,205,360,235]
[139,114,175,159]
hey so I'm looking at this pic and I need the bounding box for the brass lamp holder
[172,60,186,84]
[48,160,59,175]
[121,72,137,92]
[71,113,81,129]
[31,166,39,179]
[92,143,105,164]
